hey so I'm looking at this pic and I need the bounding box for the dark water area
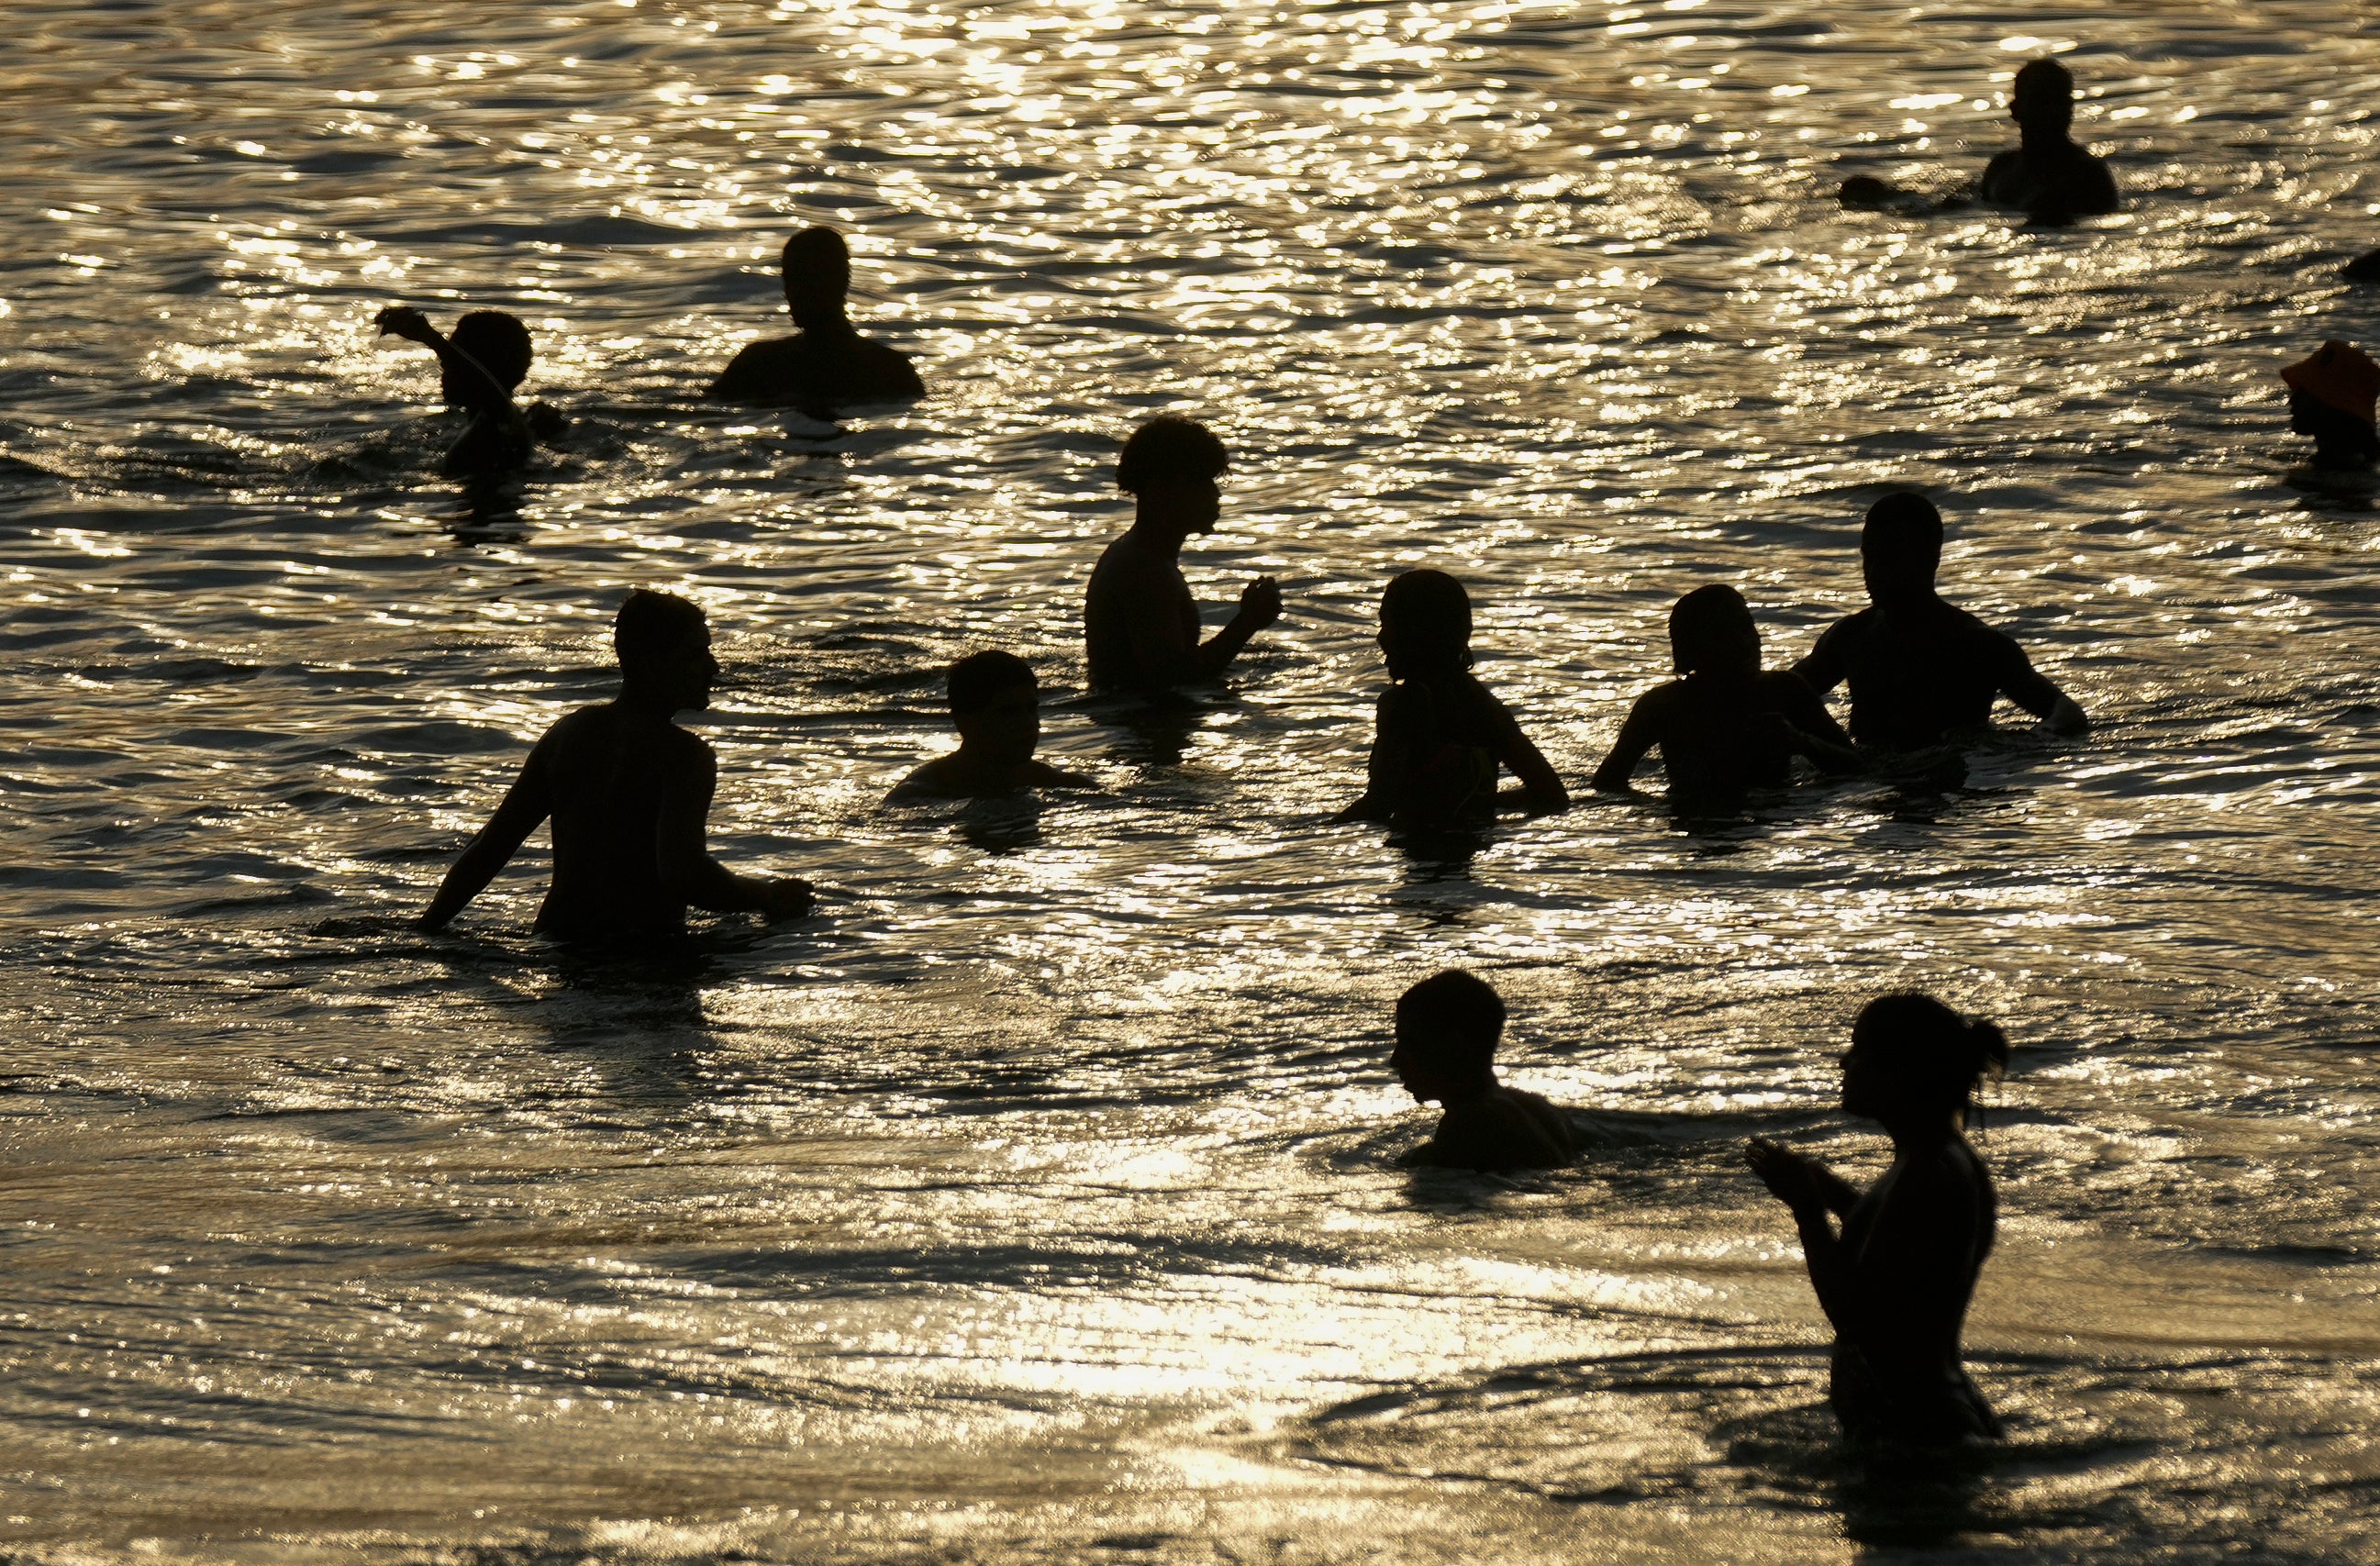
[4,0,2380,1560]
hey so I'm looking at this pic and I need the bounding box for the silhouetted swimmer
[420,590,815,939]
[2344,250,2380,284]
[1978,59,2118,219]
[374,305,562,477]
[1593,584,1860,801]
[1747,994,2009,1446]
[705,227,924,415]
[1342,569,1566,823]
[1792,494,2086,750]
[889,650,1094,801]
[2281,340,2380,471]
[1391,970,1577,1172]
[1083,416,1281,695]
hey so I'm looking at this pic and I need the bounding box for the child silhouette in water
[373,305,561,477]
[421,590,815,939]
[1341,570,1567,824]
[890,650,1093,800]
[706,227,924,415]
[1748,994,2009,1446]
[1593,583,1860,801]
[2281,340,2380,471]
[1392,970,1578,1172]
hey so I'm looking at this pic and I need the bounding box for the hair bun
[1963,1016,2010,1083]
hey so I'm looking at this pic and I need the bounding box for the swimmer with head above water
[1747,994,2010,1446]
[889,650,1094,801]
[373,305,562,477]
[1082,416,1282,695]
[1391,970,1579,1172]
[420,589,815,939]
[1840,57,2117,221]
[1592,583,1861,802]
[705,226,924,416]
[1341,569,1568,824]
[1791,493,2087,751]
[2280,340,2380,471]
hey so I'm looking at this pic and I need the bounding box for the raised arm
[654,743,814,918]
[421,739,554,930]
[375,305,517,414]
[1191,575,1282,678]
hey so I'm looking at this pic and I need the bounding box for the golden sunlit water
[5,0,2380,1560]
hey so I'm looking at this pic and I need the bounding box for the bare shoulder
[889,753,965,800]
[707,337,796,401]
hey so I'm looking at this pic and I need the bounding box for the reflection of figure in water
[1839,59,2115,220]
[1792,494,2087,750]
[2280,340,2380,471]
[705,227,924,415]
[374,305,564,477]
[1593,584,1860,801]
[421,590,816,938]
[1083,416,1282,694]
[1341,570,1567,824]
[889,650,1094,801]
[1747,994,2009,1445]
[1391,970,1577,1172]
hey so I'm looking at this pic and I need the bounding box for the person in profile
[374,305,562,477]
[2280,340,2380,471]
[1341,569,1567,824]
[1390,970,1577,1172]
[889,650,1093,801]
[420,589,815,939]
[1746,994,2009,1445]
[1082,416,1281,695]
[1792,494,2088,750]
[1593,583,1861,802]
[1978,58,2119,219]
[705,227,924,414]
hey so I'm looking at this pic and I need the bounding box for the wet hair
[1396,969,1506,1075]
[2011,58,2074,128]
[613,588,708,672]
[948,650,1037,716]
[1380,568,1474,677]
[1851,993,2010,1112]
[780,226,852,295]
[1860,491,1944,576]
[1116,416,1228,494]
[447,310,532,394]
[1668,583,1760,677]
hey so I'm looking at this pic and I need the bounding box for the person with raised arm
[706,227,923,415]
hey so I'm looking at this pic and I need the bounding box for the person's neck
[794,309,856,339]
[2019,123,2072,156]
[1436,1076,1498,1109]
[1874,586,1943,617]
[1882,1108,1963,1155]
[1124,511,1192,559]
[616,684,685,722]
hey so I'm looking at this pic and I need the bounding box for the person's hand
[1746,1138,1820,1212]
[1237,575,1282,631]
[373,305,438,344]
[761,877,815,919]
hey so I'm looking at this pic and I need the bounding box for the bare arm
[1772,674,1867,775]
[1338,689,1402,821]
[374,305,517,414]
[1484,691,1569,813]
[1591,688,1668,792]
[1994,636,2088,733]
[654,744,814,918]
[1190,576,1282,678]
[421,740,554,930]
[1788,619,1850,699]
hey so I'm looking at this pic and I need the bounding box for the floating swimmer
[420,589,815,939]
[1592,583,1861,803]
[2280,340,2380,471]
[1792,494,2088,750]
[373,305,561,477]
[1083,416,1282,695]
[1341,569,1567,824]
[889,650,1094,801]
[1391,970,1578,1172]
[705,226,924,415]
[1839,58,2116,220]
[1747,994,2009,1446]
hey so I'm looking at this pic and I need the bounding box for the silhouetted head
[1838,175,1893,210]
[780,227,853,331]
[1379,569,1474,681]
[1391,969,1506,1105]
[2010,58,2074,137]
[615,588,717,712]
[1841,993,2009,1128]
[1669,583,1761,680]
[1859,492,1945,609]
[443,310,532,408]
[1117,416,1228,536]
[2282,340,2379,431]
[949,649,1040,766]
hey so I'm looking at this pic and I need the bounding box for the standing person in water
[420,589,815,939]
[1747,994,2010,1445]
[1792,494,2088,750]
[1979,58,2119,219]
[705,226,924,413]
[1341,569,1567,823]
[2280,340,2380,471]
[1593,583,1861,802]
[373,305,556,477]
[1390,970,1578,1172]
[1082,416,1282,694]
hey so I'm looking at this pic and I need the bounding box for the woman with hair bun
[1747,994,2010,1445]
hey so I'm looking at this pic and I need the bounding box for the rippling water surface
[6,1,2380,1560]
